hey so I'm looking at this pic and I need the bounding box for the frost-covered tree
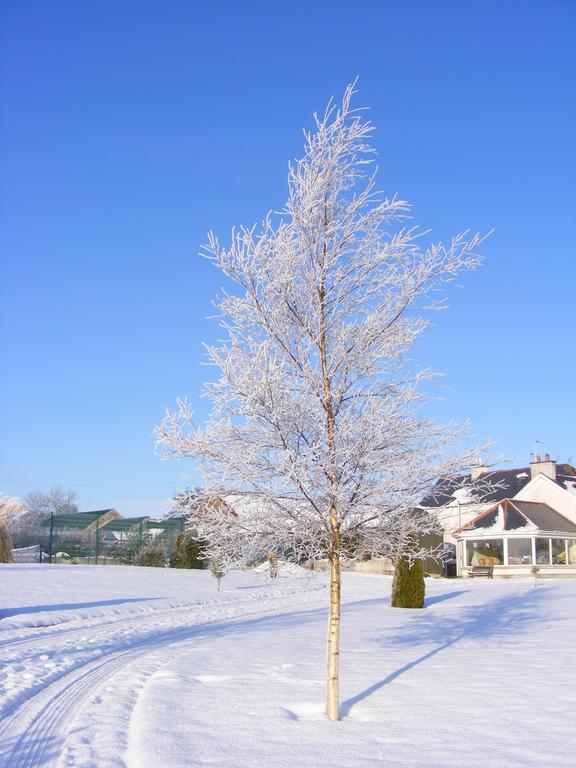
[165,487,205,521]
[0,495,23,562]
[155,84,488,720]
[23,487,78,521]
[9,487,79,550]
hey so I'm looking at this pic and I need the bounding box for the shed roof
[45,509,120,530]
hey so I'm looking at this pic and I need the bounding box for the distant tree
[135,543,166,567]
[11,487,79,550]
[391,555,425,608]
[24,487,78,520]
[170,532,205,569]
[155,84,487,720]
[108,538,139,565]
[0,495,22,562]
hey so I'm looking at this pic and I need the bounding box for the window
[568,540,576,565]
[551,538,567,565]
[535,538,551,564]
[507,538,533,565]
[466,539,504,566]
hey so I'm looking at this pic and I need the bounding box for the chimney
[471,464,489,481]
[530,453,557,481]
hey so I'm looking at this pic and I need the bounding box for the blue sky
[1,0,574,518]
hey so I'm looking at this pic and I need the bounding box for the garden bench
[469,565,494,578]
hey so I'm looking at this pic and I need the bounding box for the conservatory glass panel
[535,538,551,564]
[507,538,533,565]
[551,538,567,565]
[466,539,504,566]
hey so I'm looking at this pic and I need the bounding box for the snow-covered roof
[454,498,576,536]
[422,464,576,507]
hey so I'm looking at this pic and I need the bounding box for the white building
[424,456,576,577]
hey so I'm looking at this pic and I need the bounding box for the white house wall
[513,474,576,526]
[436,473,576,542]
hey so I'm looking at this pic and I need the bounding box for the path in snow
[0,565,325,768]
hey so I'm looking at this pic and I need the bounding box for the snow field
[1,565,575,767]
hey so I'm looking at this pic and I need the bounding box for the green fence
[44,510,186,565]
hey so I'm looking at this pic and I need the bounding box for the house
[170,458,576,579]
[423,456,576,577]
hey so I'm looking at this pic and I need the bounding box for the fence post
[48,510,54,564]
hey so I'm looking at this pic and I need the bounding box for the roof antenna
[531,440,543,462]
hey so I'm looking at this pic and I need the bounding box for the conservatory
[455,498,576,576]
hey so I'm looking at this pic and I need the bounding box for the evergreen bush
[391,555,425,608]
[170,533,205,569]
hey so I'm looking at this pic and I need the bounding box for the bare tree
[155,84,488,720]
[23,487,78,521]
[11,487,79,549]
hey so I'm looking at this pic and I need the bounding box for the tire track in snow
[0,580,324,724]
[0,598,224,655]
[0,578,320,655]
[0,647,142,768]
[0,584,326,768]
[0,599,192,650]
[0,589,306,649]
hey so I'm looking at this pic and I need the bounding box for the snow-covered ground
[0,564,574,768]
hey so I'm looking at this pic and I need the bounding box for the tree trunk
[318,202,341,721]
[326,550,341,720]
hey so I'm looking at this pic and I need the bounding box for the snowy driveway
[0,565,325,767]
[1,564,575,768]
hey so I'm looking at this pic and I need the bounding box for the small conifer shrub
[268,553,278,578]
[210,557,225,591]
[170,533,205,569]
[391,555,425,608]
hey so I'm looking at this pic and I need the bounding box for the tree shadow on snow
[339,590,468,614]
[340,586,551,717]
[424,590,469,607]
[0,732,63,767]
[236,585,268,590]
